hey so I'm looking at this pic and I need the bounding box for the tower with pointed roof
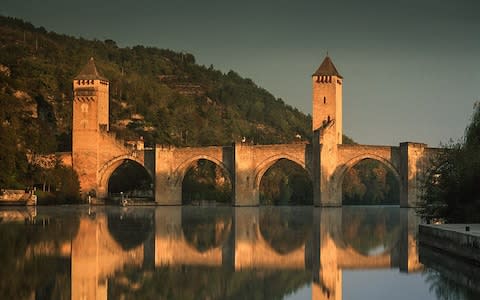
[72,57,110,194]
[312,55,343,206]
[312,55,343,145]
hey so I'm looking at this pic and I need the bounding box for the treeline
[420,103,480,222]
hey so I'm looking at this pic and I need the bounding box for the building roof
[75,57,108,81]
[313,56,342,78]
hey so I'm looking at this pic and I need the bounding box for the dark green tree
[419,103,480,222]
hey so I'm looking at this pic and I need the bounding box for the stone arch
[97,155,153,199]
[254,154,311,191]
[334,153,401,191]
[174,155,233,186]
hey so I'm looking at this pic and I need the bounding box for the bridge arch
[174,155,233,186]
[254,154,311,190]
[333,153,401,204]
[254,155,312,205]
[97,155,153,199]
[176,155,234,204]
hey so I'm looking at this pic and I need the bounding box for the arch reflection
[107,209,154,250]
[259,207,312,254]
[340,206,400,256]
[181,207,232,253]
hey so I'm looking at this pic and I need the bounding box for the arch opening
[341,158,400,205]
[259,159,312,205]
[182,159,232,205]
[108,159,153,202]
[259,207,312,254]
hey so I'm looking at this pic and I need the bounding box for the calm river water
[0,205,478,300]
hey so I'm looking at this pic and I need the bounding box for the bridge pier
[313,130,342,207]
[399,142,428,208]
[233,145,260,206]
[155,146,182,205]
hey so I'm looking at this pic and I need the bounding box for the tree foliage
[260,159,313,205]
[343,159,400,205]
[182,160,232,204]
[419,103,480,222]
[33,164,81,204]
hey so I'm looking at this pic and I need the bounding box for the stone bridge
[152,141,439,206]
[69,56,441,207]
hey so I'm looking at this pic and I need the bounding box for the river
[0,205,478,299]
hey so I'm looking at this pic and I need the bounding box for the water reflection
[181,207,232,253]
[259,207,312,255]
[0,206,478,300]
[340,207,400,256]
[420,244,480,300]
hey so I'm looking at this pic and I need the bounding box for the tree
[419,103,480,222]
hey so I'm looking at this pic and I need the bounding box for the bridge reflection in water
[60,207,419,300]
[0,206,423,299]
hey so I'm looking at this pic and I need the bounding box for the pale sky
[2,0,479,146]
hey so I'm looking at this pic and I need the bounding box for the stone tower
[312,56,343,206]
[312,56,343,145]
[72,57,109,195]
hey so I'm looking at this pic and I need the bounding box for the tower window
[323,97,326,104]
[81,103,89,113]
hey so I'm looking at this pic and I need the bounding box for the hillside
[0,15,313,153]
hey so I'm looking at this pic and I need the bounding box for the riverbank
[419,224,480,264]
[0,189,37,206]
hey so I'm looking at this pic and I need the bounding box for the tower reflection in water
[0,206,460,300]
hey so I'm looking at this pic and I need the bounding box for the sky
[2,0,479,146]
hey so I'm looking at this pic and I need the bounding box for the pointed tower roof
[75,57,107,80]
[313,56,342,78]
